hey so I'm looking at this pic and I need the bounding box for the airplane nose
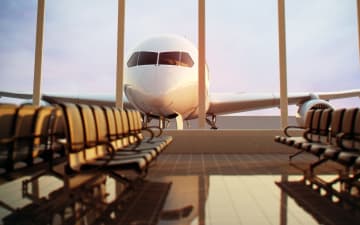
[124,84,174,115]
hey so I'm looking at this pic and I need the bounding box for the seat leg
[289,149,305,161]
[310,158,328,173]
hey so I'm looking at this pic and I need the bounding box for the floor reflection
[1,173,358,225]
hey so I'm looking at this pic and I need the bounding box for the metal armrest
[141,127,156,143]
[96,140,117,168]
[126,132,144,151]
[284,125,305,137]
[302,128,313,142]
[144,125,163,137]
[336,132,359,152]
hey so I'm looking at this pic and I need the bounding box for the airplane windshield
[138,51,157,66]
[127,52,139,67]
[180,52,194,67]
[159,52,180,66]
[159,51,194,67]
[127,51,194,67]
[127,51,157,67]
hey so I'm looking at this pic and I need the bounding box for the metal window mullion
[33,0,46,106]
[278,0,289,129]
[115,0,125,109]
[198,0,206,129]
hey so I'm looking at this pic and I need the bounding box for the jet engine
[296,99,334,126]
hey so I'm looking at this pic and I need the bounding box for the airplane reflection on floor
[1,173,348,225]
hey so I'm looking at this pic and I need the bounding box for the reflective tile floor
[0,153,359,225]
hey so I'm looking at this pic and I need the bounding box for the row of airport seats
[1,102,173,224]
[61,103,172,179]
[0,104,65,175]
[0,103,172,181]
[275,108,360,207]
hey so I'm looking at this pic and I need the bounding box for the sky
[0,0,359,115]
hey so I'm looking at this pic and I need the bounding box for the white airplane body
[1,34,360,129]
[124,34,360,128]
[124,34,209,121]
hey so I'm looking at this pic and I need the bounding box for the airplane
[1,34,360,129]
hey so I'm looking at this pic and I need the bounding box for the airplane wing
[0,91,136,109]
[207,89,360,115]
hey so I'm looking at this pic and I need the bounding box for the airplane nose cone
[124,84,174,116]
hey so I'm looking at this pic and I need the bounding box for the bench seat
[274,107,360,207]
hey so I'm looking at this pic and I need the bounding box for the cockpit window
[127,51,157,67]
[159,51,194,67]
[127,52,139,67]
[127,51,194,67]
[137,51,157,66]
[159,52,181,66]
[180,52,194,67]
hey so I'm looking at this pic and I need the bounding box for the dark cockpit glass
[127,52,139,67]
[127,51,157,67]
[137,51,158,66]
[159,51,194,67]
[127,51,194,67]
[159,52,181,66]
[180,52,194,67]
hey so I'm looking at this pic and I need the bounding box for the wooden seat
[0,104,62,175]
[0,104,18,172]
[49,107,66,157]
[32,106,58,161]
[322,108,356,161]
[12,105,39,167]
[0,102,172,182]
[298,109,324,151]
[110,109,162,155]
[274,107,360,205]
[112,107,130,147]
[274,109,315,147]
[329,108,359,167]
[275,109,318,160]
[306,108,333,156]
[126,110,173,152]
[306,109,347,171]
[92,105,156,163]
[134,110,173,145]
[60,103,148,176]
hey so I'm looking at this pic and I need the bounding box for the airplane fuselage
[124,35,209,120]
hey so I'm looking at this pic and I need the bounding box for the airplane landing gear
[175,114,184,130]
[143,114,152,128]
[159,116,166,129]
[158,117,171,129]
[206,115,218,129]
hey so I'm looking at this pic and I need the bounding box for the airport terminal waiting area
[0,103,359,224]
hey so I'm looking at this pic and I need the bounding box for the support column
[32,0,46,106]
[278,0,289,129]
[116,0,125,108]
[198,0,206,129]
